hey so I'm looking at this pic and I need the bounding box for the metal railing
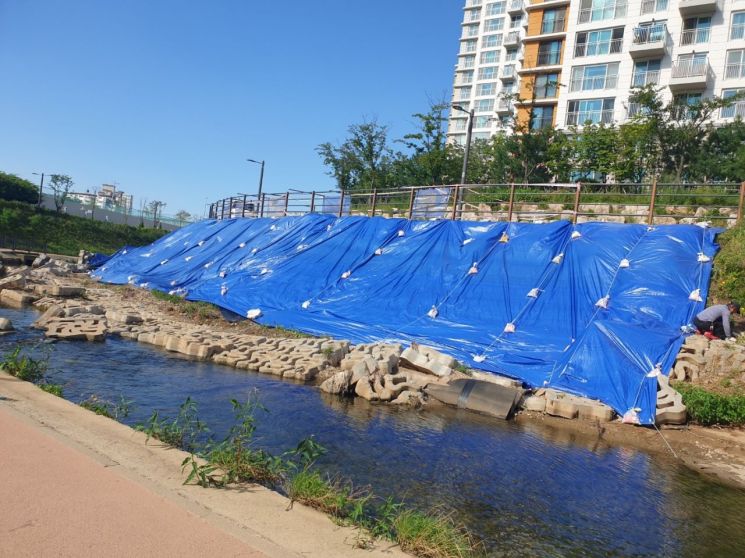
[461,42,478,54]
[566,109,614,126]
[540,18,566,34]
[632,24,667,44]
[640,0,667,14]
[209,182,745,227]
[721,101,745,119]
[458,74,474,85]
[731,23,745,40]
[631,70,660,87]
[465,10,482,22]
[465,0,482,6]
[569,74,618,92]
[725,63,745,79]
[574,38,623,57]
[532,51,561,66]
[508,0,523,11]
[502,64,516,78]
[680,27,710,46]
[671,58,709,79]
[504,30,521,44]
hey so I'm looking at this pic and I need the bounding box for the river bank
[0,372,408,558]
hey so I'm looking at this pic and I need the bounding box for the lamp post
[451,105,474,219]
[31,172,45,207]
[246,158,265,216]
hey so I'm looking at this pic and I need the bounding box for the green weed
[392,509,482,558]
[137,396,207,451]
[1,346,48,383]
[675,384,745,426]
[39,383,63,397]
[79,395,132,419]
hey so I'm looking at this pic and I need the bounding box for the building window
[575,27,624,57]
[483,34,503,48]
[481,50,501,64]
[673,92,703,119]
[457,87,472,100]
[484,18,504,32]
[722,88,745,118]
[461,40,478,54]
[566,98,615,126]
[537,40,562,66]
[452,119,468,132]
[673,52,708,78]
[505,48,518,61]
[726,50,745,79]
[731,12,745,40]
[578,0,628,24]
[541,8,566,34]
[531,106,554,129]
[465,8,482,22]
[570,63,619,92]
[640,0,668,15]
[476,99,495,112]
[459,71,474,85]
[534,73,560,98]
[475,116,493,128]
[486,1,506,15]
[478,67,498,80]
[510,14,522,28]
[464,24,480,38]
[633,21,667,45]
[478,82,497,96]
[632,59,661,87]
[680,17,711,46]
[459,55,476,69]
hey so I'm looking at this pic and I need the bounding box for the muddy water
[2,306,745,557]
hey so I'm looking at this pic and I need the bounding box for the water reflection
[2,305,745,557]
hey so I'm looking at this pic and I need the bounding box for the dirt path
[0,374,407,558]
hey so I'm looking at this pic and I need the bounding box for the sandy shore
[0,373,407,558]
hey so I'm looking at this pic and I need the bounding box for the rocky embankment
[1,252,677,425]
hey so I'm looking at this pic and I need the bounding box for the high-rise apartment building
[448,0,745,143]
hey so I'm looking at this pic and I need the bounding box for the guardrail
[209,182,745,227]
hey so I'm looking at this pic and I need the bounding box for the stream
[2,305,745,557]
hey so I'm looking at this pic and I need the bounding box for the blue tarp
[92,215,719,424]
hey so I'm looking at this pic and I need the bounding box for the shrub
[0,172,38,203]
[710,220,745,305]
[675,384,745,426]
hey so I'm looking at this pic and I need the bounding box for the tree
[628,85,741,182]
[148,200,166,228]
[690,120,745,182]
[175,210,191,227]
[0,172,38,204]
[317,119,393,192]
[48,174,74,213]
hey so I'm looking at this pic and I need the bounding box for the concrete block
[521,395,546,413]
[546,398,578,420]
[0,289,37,307]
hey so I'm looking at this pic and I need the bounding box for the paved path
[0,405,264,558]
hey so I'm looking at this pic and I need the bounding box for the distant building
[448,0,745,141]
[68,184,133,211]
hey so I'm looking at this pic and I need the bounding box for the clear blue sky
[0,0,462,217]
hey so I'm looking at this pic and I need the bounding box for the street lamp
[31,172,45,207]
[452,105,474,186]
[246,158,265,216]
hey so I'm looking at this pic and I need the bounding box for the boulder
[0,289,37,307]
[32,253,50,268]
[0,317,13,331]
[400,343,456,377]
[319,370,354,394]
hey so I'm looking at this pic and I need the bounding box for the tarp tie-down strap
[457,380,477,409]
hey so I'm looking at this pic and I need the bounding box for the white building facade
[448,0,745,142]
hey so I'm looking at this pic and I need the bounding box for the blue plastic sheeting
[93,215,719,424]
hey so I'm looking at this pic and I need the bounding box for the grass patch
[675,384,745,426]
[393,509,481,558]
[287,470,355,516]
[150,289,222,323]
[0,346,47,382]
[39,383,63,397]
[79,395,132,420]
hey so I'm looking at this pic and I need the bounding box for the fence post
[242,195,247,218]
[572,183,582,224]
[738,182,745,224]
[451,185,460,220]
[310,191,316,213]
[221,199,226,220]
[338,190,346,217]
[259,193,265,218]
[284,193,290,216]
[647,177,658,226]
[408,188,416,220]
[370,188,377,217]
[507,183,516,222]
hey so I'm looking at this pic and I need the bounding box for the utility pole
[451,105,474,217]
[247,158,265,216]
[32,172,45,207]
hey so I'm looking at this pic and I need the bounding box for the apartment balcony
[577,2,628,24]
[679,27,710,46]
[504,31,521,47]
[669,58,711,91]
[496,98,513,112]
[539,18,566,35]
[631,70,661,88]
[566,109,614,126]
[721,101,745,119]
[678,0,716,16]
[629,25,667,58]
[569,74,619,93]
[464,0,482,7]
[508,0,523,14]
[525,0,571,11]
[725,63,745,80]
[500,64,517,80]
[574,39,623,57]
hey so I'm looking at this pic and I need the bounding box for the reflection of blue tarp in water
[92,215,719,424]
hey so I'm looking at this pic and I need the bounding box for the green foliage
[39,383,63,397]
[392,509,481,558]
[0,199,166,255]
[287,470,355,516]
[711,220,745,304]
[137,397,206,451]
[48,174,74,213]
[150,289,184,304]
[675,384,745,426]
[1,346,47,382]
[0,172,38,203]
[80,395,132,419]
